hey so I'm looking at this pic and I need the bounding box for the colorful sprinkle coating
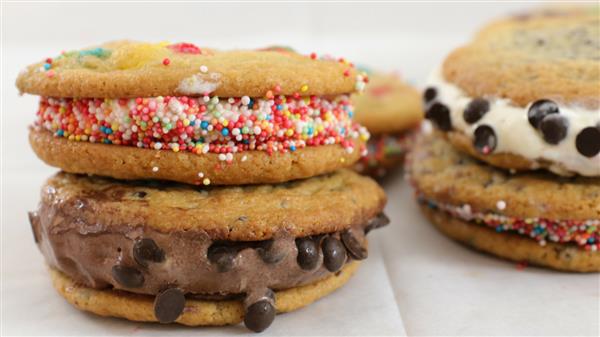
[359,132,414,169]
[418,194,600,251]
[36,94,369,160]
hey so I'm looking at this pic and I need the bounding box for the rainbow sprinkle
[36,94,369,161]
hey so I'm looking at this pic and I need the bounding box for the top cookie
[425,8,600,177]
[352,72,423,135]
[16,41,366,98]
[443,8,599,108]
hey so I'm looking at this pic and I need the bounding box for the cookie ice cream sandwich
[29,170,388,331]
[407,134,599,272]
[413,8,600,271]
[424,9,599,176]
[19,42,388,332]
[352,72,423,177]
[18,41,370,186]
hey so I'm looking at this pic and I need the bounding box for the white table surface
[2,2,599,336]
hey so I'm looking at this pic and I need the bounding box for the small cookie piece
[29,170,388,331]
[407,134,600,272]
[425,8,600,176]
[49,261,360,329]
[20,41,371,185]
[352,72,423,177]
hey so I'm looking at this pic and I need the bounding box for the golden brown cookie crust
[42,169,386,241]
[421,205,600,272]
[352,73,423,135]
[30,129,364,186]
[408,134,600,221]
[442,9,600,109]
[17,41,361,98]
[49,261,359,326]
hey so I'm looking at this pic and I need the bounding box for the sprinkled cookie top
[442,8,600,109]
[16,41,367,98]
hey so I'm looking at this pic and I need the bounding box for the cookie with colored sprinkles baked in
[29,169,389,331]
[424,8,600,177]
[407,133,600,272]
[352,72,423,177]
[18,41,370,185]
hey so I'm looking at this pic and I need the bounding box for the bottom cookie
[49,261,360,329]
[421,206,600,272]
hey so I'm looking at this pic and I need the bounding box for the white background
[1,1,599,336]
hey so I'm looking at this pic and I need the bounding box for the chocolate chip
[28,211,40,244]
[540,114,569,144]
[133,191,147,198]
[463,98,490,124]
[473,125,497,154]
[256,239,286,264]
[133,238,165,267]
[528,99,559,129]
[576,126,600,157]
[425,102,452,131]
[208,245,238,272]
[111,265,144,288]
[341,229,368,260]
[264,288,275,301]
[244,300,275,332]
[296,237,319,270]
[365,213,390,234]
[154,288,185,324]
[322,236,346,272]
[423,87,437,103]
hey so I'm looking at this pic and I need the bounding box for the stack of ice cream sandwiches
[408,9,600,272]
[18,41,389,331]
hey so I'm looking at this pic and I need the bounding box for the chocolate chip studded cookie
[424,8,600,176]
[352,72,423,177]
[407,133,600,272]
[29,169,388,331]
[18,41,370,185]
